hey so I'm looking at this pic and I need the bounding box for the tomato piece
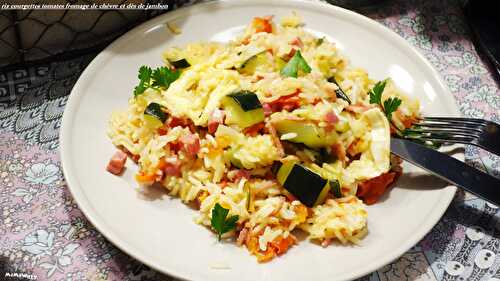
[135,172,156,184]
[266,90,301,113]
[357,172,397,205]
[179,133,200,157]
[257,247,276,263]
[270,236,295,256]
[252,17,273,33]
[243,122,265,136]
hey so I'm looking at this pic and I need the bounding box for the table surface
[1,0,499,280]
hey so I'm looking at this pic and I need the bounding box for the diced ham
[234,169,251,182]
[253,74,265,82]
[266,90,301,113]
[345,104,374,114]
[312,98,322,105]
[330,143,347,162]
[237,228,249,246]
[163,161,182,177]
[262,103,273,116]
[180,133,200,157]
[168,116,196,132]
[106,150,127,175]
[168,141,183,153]
[290,37,303,48]
[220,180,229,188]
[158,158,182,177]
[321,238,332,248]
[281,115,304,121]
[347,138,361,157]
[265,122,285,157]
[324,110,339,124]
[284,48,297,61]
[241,37,251,45]
[118,146,139,163]
[208,109,225,134]
[243,122,265,137]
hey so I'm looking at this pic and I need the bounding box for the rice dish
[107,14,420,262]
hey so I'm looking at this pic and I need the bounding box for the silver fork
[402,117,500,156]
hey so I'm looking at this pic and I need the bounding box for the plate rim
[60,1,459,280]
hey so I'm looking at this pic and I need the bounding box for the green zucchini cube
[222,91,265,129]
[277,162,330,207]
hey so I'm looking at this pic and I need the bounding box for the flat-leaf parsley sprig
[369,79,402,122]
[383,97,402,121]
[134,65,180,97]
[211,203,239,241]
[369,79,402,121]
[368,80,439,148]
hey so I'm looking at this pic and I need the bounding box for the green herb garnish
[151,66,180,90]
[368,80,386,105]
[211,203,239,241]
[134,65,180,97]
[134,66,153,97]
[383,97,402,121]
[369,80,402,121]
[369,80,435,147]
[280,50,312,78]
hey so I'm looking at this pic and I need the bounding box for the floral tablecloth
[1,0,499,280]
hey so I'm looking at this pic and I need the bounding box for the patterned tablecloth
[1,0,499,280]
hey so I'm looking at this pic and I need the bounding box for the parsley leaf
[368,79,402,121]
[383,97,402,121]
[368,80,386,105]
[280,50,312,78]
[151,67,180,90]
[133,65,180,97]
[134,66,152,97]
[211,203,239,241]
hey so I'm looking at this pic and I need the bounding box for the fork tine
[404,128,482,139]
[404,134,476,144]
[414,122,484,133]
[423,117,489,126]
[414,117,500,156]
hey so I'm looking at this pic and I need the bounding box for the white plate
[60,1,460,280]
